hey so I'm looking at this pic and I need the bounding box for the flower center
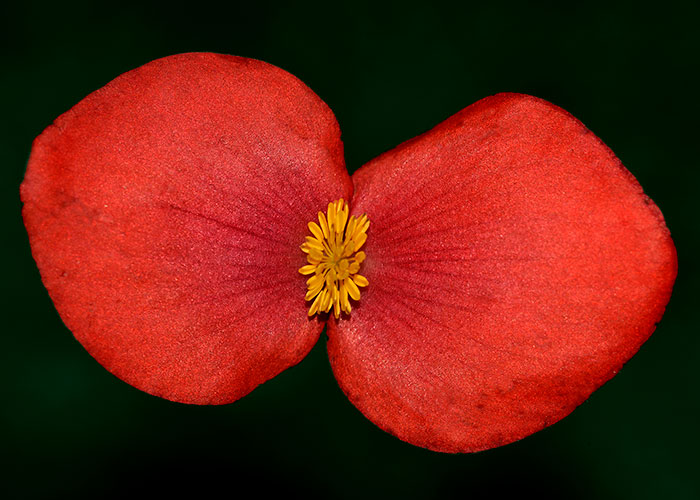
[299,199,369,318]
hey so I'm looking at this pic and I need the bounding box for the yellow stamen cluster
[299,199,369,318]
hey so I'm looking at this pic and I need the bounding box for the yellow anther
[298,199,370,318]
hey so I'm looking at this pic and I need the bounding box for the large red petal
[330,93,676,452]
[22,53,351,404]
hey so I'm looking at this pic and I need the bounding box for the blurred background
[2,1,698,498]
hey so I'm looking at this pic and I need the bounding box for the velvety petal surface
[329,93,676,452]
[22,53,351,404]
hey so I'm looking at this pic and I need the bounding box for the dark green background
[3,1,698,498]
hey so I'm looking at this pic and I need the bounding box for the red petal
[330,93,676,452]
[22,53,351,404]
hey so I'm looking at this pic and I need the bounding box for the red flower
[21,53,677,453]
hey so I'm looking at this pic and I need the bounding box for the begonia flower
[21,53,677,453]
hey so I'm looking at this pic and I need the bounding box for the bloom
[21,53,677,453]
